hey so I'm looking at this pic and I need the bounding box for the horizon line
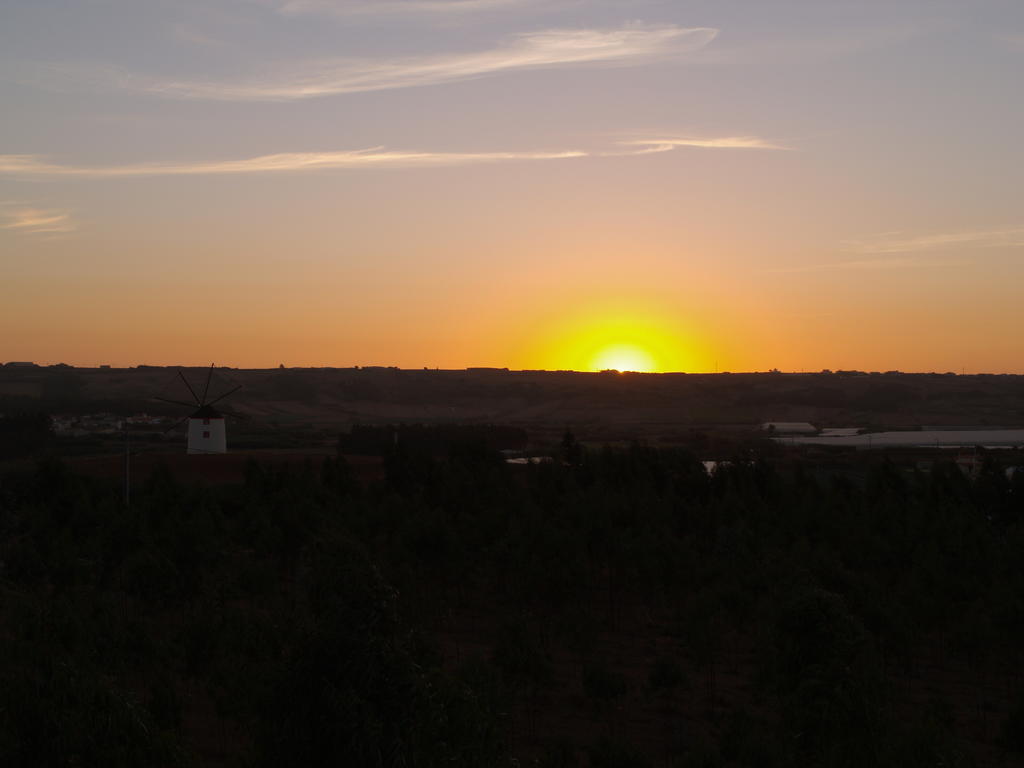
[3,362,1016,376]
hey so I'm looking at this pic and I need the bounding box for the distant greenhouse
[775,429,1024,449]
[762,422,818,435]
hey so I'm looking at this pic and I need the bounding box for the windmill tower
[188,403,227,454]
[156,365,242,454]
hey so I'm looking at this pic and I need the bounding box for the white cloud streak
[0,148,587,178]
[616,136,790,154]
[0,135,784,179]
[276,0,539,16]
[142,24,718,101]
[0,205,76,234]
[845,228,1024,254]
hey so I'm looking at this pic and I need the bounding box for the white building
[187,405,227,454]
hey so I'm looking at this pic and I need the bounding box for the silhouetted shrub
[582,660,627,705]
[588,736,651,768]
[648,655,685,694]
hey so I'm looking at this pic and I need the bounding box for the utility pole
[123,417,131,509]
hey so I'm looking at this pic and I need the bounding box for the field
[4,366,1024,450]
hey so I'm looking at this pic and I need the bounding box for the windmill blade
[162,415,190,435]
[200,363,215,405]
[206,384,242,408]
[220,408,251,422]
[178,369,202,405]
[153,396,199,409]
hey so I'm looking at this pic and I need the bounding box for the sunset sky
[2,0,1022,372]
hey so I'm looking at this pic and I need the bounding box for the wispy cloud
[0,135,783,179]
[616,136,790,154]
[140,24,717,101]
[0,204,76,235]
[169,23,229,48]
[768,257,941,274]
[0,148,588,178]
[845,227,1024,254]
[767,228,1024,273]
[997,33,1024,50]
[275,0,540,16]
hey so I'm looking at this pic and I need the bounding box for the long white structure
[762,421,817,435]
[774,429,1024,449]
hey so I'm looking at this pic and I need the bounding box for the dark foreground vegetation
[2,437,1024,767]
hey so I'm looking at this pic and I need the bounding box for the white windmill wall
[187,417,227,454]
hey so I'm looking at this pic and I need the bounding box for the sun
[590,344,657,373]
[522,299,707,372]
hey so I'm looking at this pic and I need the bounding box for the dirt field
[4,365,1024,446]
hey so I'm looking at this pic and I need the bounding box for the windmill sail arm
[206,384,242,408]
[154,396,199,409]
[178,370,202,405]
[162,415,190,435]
[200,363,215,405]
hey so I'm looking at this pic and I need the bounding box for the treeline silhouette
[0,412,54,459]
[2,438,1024,766]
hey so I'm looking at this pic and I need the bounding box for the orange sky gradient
[2,1,1022,373]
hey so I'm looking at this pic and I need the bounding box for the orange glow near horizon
[590,344,657,373]
[521,302,706,373]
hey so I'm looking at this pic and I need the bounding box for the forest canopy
[1,441,1023,766]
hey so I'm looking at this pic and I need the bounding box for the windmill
[156,365,243,454]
